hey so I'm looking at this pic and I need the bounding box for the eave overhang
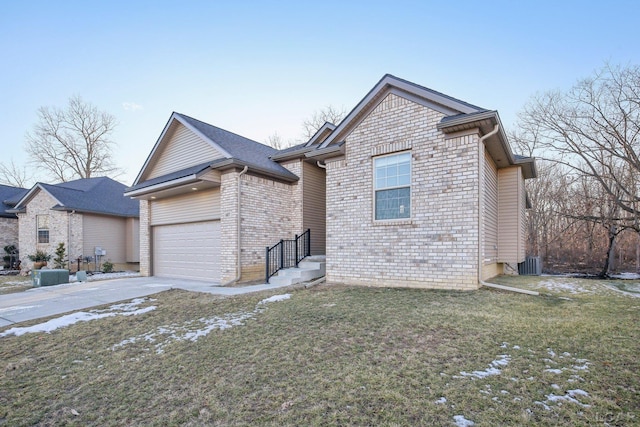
[125,158,298,200]
[305,143,345,161]
[438,111,537,179]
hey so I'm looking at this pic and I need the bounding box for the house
[0,184,28,252]
[10,177,140,271]
[126,74,536,289]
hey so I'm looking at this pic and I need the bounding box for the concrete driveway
[0,276,296,327]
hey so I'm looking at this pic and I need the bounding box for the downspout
[221,166,248,286]
[477,125,538,296]
[316,161,327,169]
[67,210,75,270]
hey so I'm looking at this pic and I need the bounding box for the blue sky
[2,0,639,186]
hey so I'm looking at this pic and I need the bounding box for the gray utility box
[32,269,70,287]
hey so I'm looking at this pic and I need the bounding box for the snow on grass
[0,298,156,337]
[460,354,510,379]
[610,272,640,280]
[453,415,475,426]
[71,271,141,282]
[259,294,291,304]
[434,397,447,404]
[537,279,595,294]
[544,389,591,408]
[451,344,593,416]
[113,294,292,354]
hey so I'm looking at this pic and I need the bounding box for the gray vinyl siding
[146,122,225,179]
[149,188,221,226]
[83,214,127,263]
[483,150,498,264]
[302,162,326,255]
[497,166,525,263]
[126,218,140,263]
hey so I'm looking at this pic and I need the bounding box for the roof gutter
[221,165,249,286]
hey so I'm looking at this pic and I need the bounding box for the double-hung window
[374,151,411,220]
[37,215,50,243]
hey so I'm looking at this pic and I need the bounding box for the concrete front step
[268,256,326,286]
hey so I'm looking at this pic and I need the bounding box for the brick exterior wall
[220,164,303,283]
[325,93,481,290]
[0,217,19,252]
[17,190,84,270]
[139,199,150,276]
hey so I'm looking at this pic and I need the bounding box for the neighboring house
[10,177,140,271]
[0,184,28,251]
[126,74,536,289]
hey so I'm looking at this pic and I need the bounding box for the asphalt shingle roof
[0,184,27,218]
[176,113,298,180]
[32,177,139,217]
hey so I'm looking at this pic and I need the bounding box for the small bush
[102,261,114,273]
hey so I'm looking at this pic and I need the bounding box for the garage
[150,188,222,281]
[152,221,220,281]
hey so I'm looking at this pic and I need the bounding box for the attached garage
[150,189,221,282]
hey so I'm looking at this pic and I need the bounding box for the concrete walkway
[0,276,296,327]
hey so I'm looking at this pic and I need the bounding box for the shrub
[102,261,114,273]
[27,249,52,263]
[53,242,67,269]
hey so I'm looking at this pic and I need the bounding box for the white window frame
[37,215,50,244]
[373,151,411,221]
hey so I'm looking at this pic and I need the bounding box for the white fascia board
[124,174,198,198]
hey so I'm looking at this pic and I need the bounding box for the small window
[37,215,49,244]
[374,152,411,220]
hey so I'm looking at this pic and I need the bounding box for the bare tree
[515,63,640,275]
[265,132,297,150]
[0,159,34,188]
[302,105,346,140]
[26,96,120,182]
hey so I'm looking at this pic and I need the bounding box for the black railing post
[306,228,311,257]
[294,234,299,267]
[279,239,284,271]
[265,246,270,283]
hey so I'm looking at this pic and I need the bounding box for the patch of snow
[434,397,447,404]
[544,369,563,374]
[572,363,590,371]
[545,390,591,407]
[72,271,141,282]
[0,298,156,337]
[113,293,291,354]
[513,345,521,350]
[500,390,509,395]
[460,355,510,378]
[500,342,508,348]
[534,401,551,411]
[547,348,556,358]
[610,272,640,280]
[259,294,291,304]
[562,352,571,357]
[453,415,475,427]
[551,384,561,390]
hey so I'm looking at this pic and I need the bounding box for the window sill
[373,218,413,226]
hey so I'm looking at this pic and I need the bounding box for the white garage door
[152,221,221,281]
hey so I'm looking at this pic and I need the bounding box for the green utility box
[32,269,70,287]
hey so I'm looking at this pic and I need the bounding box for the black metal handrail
[265,229,311,282]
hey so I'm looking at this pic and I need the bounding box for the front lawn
[1,276,638,426]
[0,274,31,294]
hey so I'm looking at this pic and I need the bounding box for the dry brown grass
[1,277,638,426]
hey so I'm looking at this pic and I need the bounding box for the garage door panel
[153,221,220,281]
